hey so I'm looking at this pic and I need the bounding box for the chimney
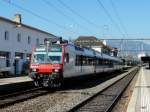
[13,14,22,24]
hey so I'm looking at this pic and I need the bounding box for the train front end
[29,44,64,87]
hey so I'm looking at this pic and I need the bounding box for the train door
[75,55,82,76]
[63,52,74,77]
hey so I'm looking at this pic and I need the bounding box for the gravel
[0,90,91,112]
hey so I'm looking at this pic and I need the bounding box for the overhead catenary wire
[109,0,128,37]
[109,0,128,55]
[97,0,126,38]
[42,0,94,34]
[1,0,78,35]
[57,0,100,28]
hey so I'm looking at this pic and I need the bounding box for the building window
[4,31,9,40]
[17,33,21,42]
[28,36,31,44]
[36,38,39,45]
[15,52,23,59]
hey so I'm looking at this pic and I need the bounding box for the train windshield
[32,44,62,64]
[32,52,46,64]
[47,52,62,64]
[32,52,62,64]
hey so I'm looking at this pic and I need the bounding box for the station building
[0,14,57,75]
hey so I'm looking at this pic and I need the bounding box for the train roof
[82,47,95,57]
[95,51,102,58]
[102,54,122,62]
[65,44,121,61]
[38,43,121,62]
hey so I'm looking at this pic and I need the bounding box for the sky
[1,0,150,40]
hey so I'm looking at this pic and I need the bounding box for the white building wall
[91,46,102,53]
[0,19,55,74]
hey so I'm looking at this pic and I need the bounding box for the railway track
[0,70,122,109]
[0,67,136,111]
[0,87,54,108]
[69,67,139,112]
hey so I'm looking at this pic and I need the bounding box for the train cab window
[65,53,69,63]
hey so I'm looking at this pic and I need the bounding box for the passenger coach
[29,42,123,87]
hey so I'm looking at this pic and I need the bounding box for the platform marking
[140,68,150,112]
[127,68,150,112]
[135,68,142,112]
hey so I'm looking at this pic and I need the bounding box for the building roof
[74,36,119,52]
[103,45,113,51]
[0,16,57,38]
[74,36,104,47]
[76,36,97,41]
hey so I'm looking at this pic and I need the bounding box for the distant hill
[106,40,150,56]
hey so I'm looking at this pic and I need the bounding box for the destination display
[35,48,46,52]
[48,47,62,52]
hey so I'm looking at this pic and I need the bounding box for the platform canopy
[141,56,150,68]
[141,56,150,62]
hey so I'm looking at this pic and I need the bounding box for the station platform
[127,67,150,112]
[0,76,32,86]
[0,76,33,95]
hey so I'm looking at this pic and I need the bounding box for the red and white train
[29,42,123,87]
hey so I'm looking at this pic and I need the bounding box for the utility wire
[1,0,78,35]
[109,0,128,37]
[58,0,100,28]
[97,0,125,38]
[42,0,93,34]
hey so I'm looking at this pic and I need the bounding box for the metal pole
[46,41,50,62]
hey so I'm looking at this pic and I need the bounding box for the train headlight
[54,69,59,72]
[32,68,36,72]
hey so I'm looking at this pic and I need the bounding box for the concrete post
[10,52,15,75]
